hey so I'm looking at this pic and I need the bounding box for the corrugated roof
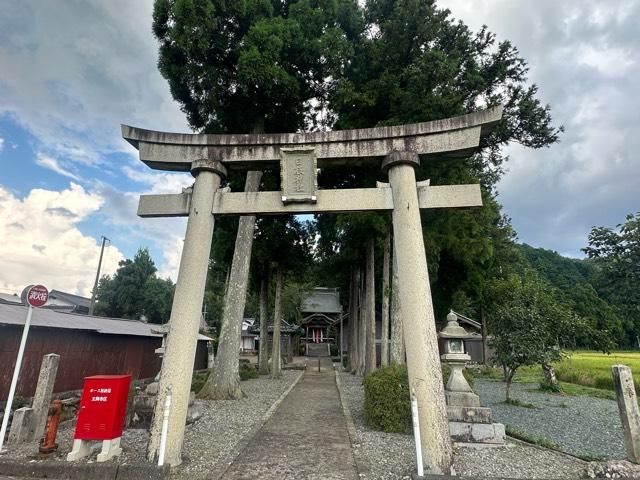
[301,288,342,314]
[49,290,91,309]
[0,303,210,340]
[0,293,21,304]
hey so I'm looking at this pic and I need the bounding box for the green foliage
[12,395,26,409]
[239,362,260,381]
[95,248,174,323]
[518,243,623,349]
[363,363,472,433]
[153,0,362,133]
[363,364,411,433]
[583,213,640,346]
[538,378,562,393]
[191,371,209,393]
[487,271,575,399]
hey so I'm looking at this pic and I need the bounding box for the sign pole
[0,304,34,452]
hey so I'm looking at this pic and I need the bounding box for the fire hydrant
[39,399,62,454]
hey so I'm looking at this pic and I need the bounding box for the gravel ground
[474,379,625,460]
[2,371,301,479]
[338,372,588,479]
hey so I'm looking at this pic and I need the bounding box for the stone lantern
[439,311,479,407]
[439,311,505,445]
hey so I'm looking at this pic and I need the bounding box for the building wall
[0,325,208,399]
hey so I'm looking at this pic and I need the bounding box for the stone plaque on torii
[122,106,503,473]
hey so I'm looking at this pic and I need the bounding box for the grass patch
[505,425,560,450]
[504,398,538,409]
[574,452,607,462]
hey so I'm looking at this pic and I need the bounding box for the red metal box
[73,375,131,440]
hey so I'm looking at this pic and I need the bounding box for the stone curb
[334,370,369,477]
[505,434,588,465]
[0,460,169,479]
[207,370,305,480]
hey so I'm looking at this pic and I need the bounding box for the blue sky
[0,0,638,296]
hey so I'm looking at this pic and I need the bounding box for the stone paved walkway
[223,358,358,480]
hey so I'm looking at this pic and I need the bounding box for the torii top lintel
[122,106,502,172]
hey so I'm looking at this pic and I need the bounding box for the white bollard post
[158,385,172,467]
[411,390,424,477]
[0,305,33,453]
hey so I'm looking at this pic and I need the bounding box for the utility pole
[89,236,109,315]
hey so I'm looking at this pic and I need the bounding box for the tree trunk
[356,265,366,376]
[271,266,283,379]
[480,304,488,365]
[258,273,269,375]
[541,363,559,388]
[198,170,262,400]
[380,227,391,367]
[504,367,514,402]
[365,238,376,375]
[390,240,405,364]
[349,269,360,373]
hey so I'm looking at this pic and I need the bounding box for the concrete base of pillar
[67,439,92,461]
[449,421,505,445]
[67,437,123,462]
[7,407,34,444]
[97,437,122,462]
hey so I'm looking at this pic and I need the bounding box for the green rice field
[501,350,640,397]
[554,351,640,393]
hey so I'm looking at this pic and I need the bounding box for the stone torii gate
[122,106,502,473]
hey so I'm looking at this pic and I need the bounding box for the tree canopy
[95,248,174,324]
[583,213,640,346]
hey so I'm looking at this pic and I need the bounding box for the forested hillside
[516,243,627,349]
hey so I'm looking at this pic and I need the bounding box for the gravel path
[474,379,625,460]
[338,372,587,479]
[2,370,301,479]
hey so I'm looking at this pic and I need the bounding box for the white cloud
[438,0,640,255]
[122,165,194,195]
[0,183,124,296]
[0,1,189,166]
[91,181,188,282]
[35,153,81,181]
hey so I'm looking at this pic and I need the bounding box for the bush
[239,362,259,381]
[363,364,411,433]
[364,363,476,433]
[191,371,209,392]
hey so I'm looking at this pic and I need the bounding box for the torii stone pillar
[121,106,503,469]
[146,159,226,465]
[384,152,452,473]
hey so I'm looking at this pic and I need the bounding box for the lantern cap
[438,310,472,339]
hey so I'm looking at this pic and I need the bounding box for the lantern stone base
[447,405,492,424]
[445,390,480,408]
[449,421,505,445]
